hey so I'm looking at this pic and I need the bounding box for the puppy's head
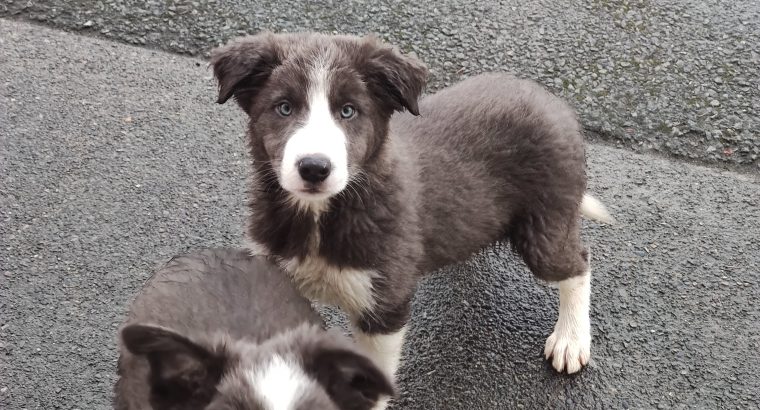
[120,323,393,410]
[211,32,428,206]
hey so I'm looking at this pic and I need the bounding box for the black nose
[298,155,332,183]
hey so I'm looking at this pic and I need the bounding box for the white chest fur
[246,239,377,317]
[281,254,377,317]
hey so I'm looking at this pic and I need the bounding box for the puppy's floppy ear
[121,324,226,408]
[210,32,282,113]
[361,37,429,116]
[304,332,395,410]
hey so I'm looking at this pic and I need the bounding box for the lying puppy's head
[120,323,393,410]
[211,32,428,206]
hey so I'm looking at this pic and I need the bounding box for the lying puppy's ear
[361,37,429,116]
[121,324,226,409]
[210,32,282,113]
[304,335,395,410]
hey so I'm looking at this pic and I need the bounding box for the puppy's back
[124,248,319,339]
[115,248,321,409]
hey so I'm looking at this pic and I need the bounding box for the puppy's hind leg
[511,214,592,374]
[543,267,591,374]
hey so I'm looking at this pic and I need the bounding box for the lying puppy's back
[115,248,393,410]
[121,248,320,342]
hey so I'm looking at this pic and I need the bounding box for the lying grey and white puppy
[114,248,393,410]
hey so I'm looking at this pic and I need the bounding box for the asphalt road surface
[1,19,759,410]
[1,0,759,170]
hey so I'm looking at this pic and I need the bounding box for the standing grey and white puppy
[210,32,613,397]
[114,248,393,410]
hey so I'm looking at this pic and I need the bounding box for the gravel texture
[1,0,759,170]
[2,20,760,409]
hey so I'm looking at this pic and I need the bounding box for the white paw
[371,396,390,410]
[544,323,591,374]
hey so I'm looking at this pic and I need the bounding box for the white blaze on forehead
[248,355,313,410]
[280,64,349,202]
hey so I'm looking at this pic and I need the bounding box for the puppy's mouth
[299,184,325,195]
[281,179,341,202]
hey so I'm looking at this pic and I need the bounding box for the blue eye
[340,104,356,119]
[277,102,292,116]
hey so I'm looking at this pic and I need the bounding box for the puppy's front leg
[353,327,406,410]
[354,326,408,381]
[353,303,410,410]
[544,270,592,373]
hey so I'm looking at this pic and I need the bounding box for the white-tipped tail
[580,194,614,224]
